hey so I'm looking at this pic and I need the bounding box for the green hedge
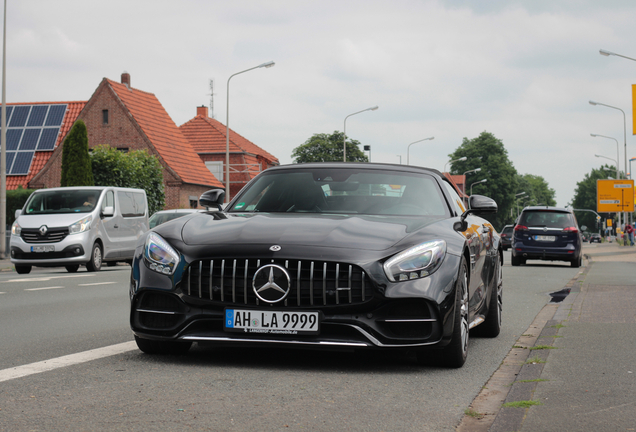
[7,187,35,227]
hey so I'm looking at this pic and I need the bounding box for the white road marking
[25,286,65,291]
[78,282,117,286]
[6,274,95,283]
[0,341,137,383]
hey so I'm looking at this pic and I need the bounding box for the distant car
[149,209,201,229]
[511,206,583,268]
[589,233,602,243]
[500,225,513,250]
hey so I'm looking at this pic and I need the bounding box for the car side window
[442,182,466,216]
[101,190,114,212]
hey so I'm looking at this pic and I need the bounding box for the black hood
[179,213,443,252]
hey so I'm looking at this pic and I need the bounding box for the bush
[7,186,36,227]
[90,145,165,215]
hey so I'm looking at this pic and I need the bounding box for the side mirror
[454,195,498,232]
[199,188,225,211]
[14,209,21,220]
[102,206,114,218]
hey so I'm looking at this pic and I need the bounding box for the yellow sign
[607,219,613,227]
[597,179,635,212]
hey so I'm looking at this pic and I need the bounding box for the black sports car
[130,163,503,368]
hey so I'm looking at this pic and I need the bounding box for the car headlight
[144,232,180,275]
[11,221,21,236]
[383,240,446,282]
[69,215,92,234]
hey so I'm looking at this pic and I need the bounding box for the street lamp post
[589,100,627,228]
[599,49,636,62]
[630,157,636,179]
[343,106,378,162]
[591,134,620,180]
[470,178,487,196]
[225,61,275,203]
[444,156,467,175]
[406,137,434,165]
[462,167,481,195]
[515,192,526,218]
[396,155,402,165]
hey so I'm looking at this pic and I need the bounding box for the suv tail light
[563,227,578,233]
[514,225,528,232]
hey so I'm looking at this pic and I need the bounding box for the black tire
[86,243,102,272]
[570,255,582,268]
[107,261,118,267]
[511,253,521,266]
[65,265,80,273]
[134,335,192,355]
[475,254,502,338]
[15,265,32,274]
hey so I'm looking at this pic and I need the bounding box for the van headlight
[383,240,446,282]
[69,215,92,234]
[144,232,180,275]
[11,221,21,236]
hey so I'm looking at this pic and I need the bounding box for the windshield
[228,168,450,217]
[24,189,102,215]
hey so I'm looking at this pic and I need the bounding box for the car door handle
[114,224,119,229]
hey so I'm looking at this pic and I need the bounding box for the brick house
[4,101,85,190]
[29,73,223,209]
[180,106,279,199]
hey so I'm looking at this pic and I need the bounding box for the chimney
[197,105,208,117]
[121,72,131,89]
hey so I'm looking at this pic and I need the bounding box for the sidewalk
[459,242,636,431]
[0,258,14,272]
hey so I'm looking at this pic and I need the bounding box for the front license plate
[31,245,55,253]
[534,235,556,242]
[225,309,320,335]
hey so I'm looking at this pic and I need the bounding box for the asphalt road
[0,259,580,431]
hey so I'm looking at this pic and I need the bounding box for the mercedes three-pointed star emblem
[252,264,291,303]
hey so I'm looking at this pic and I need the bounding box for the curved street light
[515,192,526,218]
[343,106,378,162]
[406,137,434,165]
[591,133,620,180]
[226,61,275,203]
[444,156,467,174]
[470,178,487,196]
[462,167,481,195]
[599,49,636,62]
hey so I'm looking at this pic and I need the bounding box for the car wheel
[65,265,80,273]
[86,243,103,272]
[438,256,469,368]
[474,254,502,338]
[134,335,192,355]
[15,265,32,274]
[511,253,521,266]
[571,255,581,268]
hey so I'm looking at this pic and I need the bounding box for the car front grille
[21,227,69,243]
[182,258,373,307]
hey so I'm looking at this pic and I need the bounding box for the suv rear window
[518,211,574,229]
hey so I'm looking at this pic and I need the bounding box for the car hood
[16,213,92,228]
[178,213,443,252]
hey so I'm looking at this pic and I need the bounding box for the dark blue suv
[511,206,582,267]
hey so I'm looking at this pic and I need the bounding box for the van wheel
[15,265,32,274]
[86,243,102,272]
[65,265,80,273]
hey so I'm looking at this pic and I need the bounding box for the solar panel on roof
[37,127,59,151]
[9,106,29,127]
[27,105,48,127]
[20,129,41,151]
[4,106,12,120]
[6,129,23,150]
[45,105,66,126]
[10,151,35,175]
[6,152,14,171]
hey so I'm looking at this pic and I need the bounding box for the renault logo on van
[39,225,48,236]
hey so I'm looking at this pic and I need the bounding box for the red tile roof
[6,101,86,190]
[106,79,223,188]
[444,173,468,198]
[179,115,278,164]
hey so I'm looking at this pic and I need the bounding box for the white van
[10,186,149,274]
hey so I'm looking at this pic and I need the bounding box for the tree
[90,145,165,215]
[570,164,617,232]
[60,120,94,186]
[449,131,518,230]
[292,131,368,163]
[516,174,557,208]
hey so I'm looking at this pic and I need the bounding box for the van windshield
[24,190,102,215]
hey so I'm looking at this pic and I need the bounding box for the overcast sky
[5,0,636,206]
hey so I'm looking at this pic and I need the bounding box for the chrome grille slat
[183,258,372,308]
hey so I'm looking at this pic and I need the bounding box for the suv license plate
[534,235,556,242]
[225,309,320,335]
[31,245,55,253]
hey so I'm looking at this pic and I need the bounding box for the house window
[189,196,198,209]
[102,109,109,125]
[205,161,224,182]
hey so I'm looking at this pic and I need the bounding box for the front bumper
[10,231,91,266]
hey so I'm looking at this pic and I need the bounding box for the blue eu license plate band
[225,309,320,335]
